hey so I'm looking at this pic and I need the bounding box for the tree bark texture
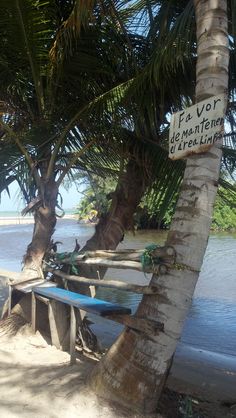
[67,159,148,295]
[22,179,58,279]
[90,1,229,413]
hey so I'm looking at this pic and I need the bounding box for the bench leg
[48,300,69,350]
[70,306,77,365]
[8,285,12,316]
[31,292,36,333]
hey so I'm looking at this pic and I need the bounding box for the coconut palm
[90,0,231,413]
[0,0,148,278]
[0,0,193,283]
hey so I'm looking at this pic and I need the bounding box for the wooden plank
[53,257,167,274]
[48,300,69,350]
[11,279,57,294]
[46,268,159,295]
[33,287,131,316]
[106,314,164,336]
[169,94,226,160]
[70,306,77,365]
[35,294,49,305]
[31,292,36,333]
[10,278,47,289]
[56,246,175,262]
[8,285,12,316]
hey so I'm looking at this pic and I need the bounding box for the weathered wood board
[33,286,132,316]
[169,94,227,160]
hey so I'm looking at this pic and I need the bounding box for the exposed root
[0,313,27,337]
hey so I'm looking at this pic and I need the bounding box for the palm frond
[218,178,236,207]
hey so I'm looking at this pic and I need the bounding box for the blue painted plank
[33,287,131,317]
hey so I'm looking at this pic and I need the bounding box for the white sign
[169,94,226,160]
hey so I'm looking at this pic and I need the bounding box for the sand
[1,325,236,418]
[0,214,76,227]
[0,325,160,418]
[0,217,34,226]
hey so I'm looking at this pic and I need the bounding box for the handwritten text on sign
[169,94,226,160]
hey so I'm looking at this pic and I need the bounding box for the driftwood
[53,257,169,274]
[53,246,176,274]
[47,268,159,295]
[74,246,175,261]
[55,246,175,264]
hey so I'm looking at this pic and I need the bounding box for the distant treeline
[76,180,236,232]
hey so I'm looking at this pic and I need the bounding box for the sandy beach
[0,217,34,226]
[0,214,76,226]
[0,325,159,418]
[0,325,235,418]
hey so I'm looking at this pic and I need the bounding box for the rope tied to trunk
[54,251,80,275]
[140,244,161,272]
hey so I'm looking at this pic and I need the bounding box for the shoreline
[168,343,236,402]
[0,214,76,226]
[0,215,235,234]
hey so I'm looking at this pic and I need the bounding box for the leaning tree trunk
[85,159,148,250]
[68,158,148,295]
[64,158,150,352]
[1,178,59,327]
[90,1,229,413]
[22,179,58,280]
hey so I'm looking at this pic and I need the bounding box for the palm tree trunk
[68,159,148,294]
[86,159,147,250]
[22,179,58,279]
[90,1,229,413]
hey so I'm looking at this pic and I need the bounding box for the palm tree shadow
[0,352,96,417]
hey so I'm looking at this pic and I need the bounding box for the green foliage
[135,187,178,229]
[140,244,160,270]
[136,184,236,231]
[211,186,236,231]
[75,175,116,221]
[1,0,235,221]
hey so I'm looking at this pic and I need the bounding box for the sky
[0,182,82,212]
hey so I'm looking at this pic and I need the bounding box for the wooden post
[8,285,12,316]
[53,257,162,273]
[70,305,77,365]
[48,300,69,350]
[46,268,161,294]
[31,292,36,333]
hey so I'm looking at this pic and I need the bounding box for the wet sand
[168,344,236,402]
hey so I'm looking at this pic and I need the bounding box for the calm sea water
[0,219,236,358]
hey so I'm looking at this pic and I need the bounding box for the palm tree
[0,0,148,279]
[0,0,191,284]
[90,0,230,413]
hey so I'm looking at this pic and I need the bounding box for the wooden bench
[8,245,171,364]
[32,286,132,364]
[8,278,57,315]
